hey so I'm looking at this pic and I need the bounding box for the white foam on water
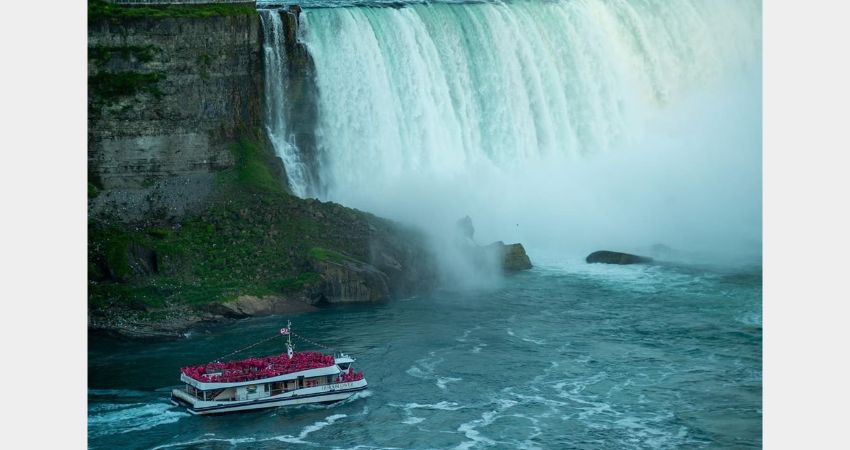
[436,377,462,390]
[406,353,445,380]
[279,413,349,444]
[330,446,405,450]
[88,402,189,438]
[402,416,426,425]
[151,436,256,450]
[302,389,373,412]
[521,337,546,345]
[88,389,148,398]
[390,401,467,411]
[735,311,762,327]
[508,392,568,409]
[613,412,693,449]
[89,402,144,412]
[454,398,520,449]
[405,366,430,379]
[150,413,348,448]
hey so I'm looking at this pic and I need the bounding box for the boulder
[209,295,319,318]
[486,241,533,271]
[586,250,653,265]
[456,215,475,242]
[309,249,391,303]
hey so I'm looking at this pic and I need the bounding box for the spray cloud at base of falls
[261,0,763,277]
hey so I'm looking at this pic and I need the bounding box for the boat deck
[181,351,337,384]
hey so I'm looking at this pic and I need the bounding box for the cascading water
[262,0,762,259]
[260,9,311,197]
[299,0,761,193]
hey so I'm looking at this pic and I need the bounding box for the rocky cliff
[88,1,279,221]
[87,2,438,338]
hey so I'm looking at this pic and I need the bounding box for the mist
[299,0,763,282]
[320,63,761,276]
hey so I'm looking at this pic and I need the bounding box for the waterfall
[296,0,761,198]
[260,0,762,256]
[260,9,311,197]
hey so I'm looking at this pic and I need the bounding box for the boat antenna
[282,320,294,359]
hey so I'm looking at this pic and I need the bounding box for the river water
[88,255,761,449]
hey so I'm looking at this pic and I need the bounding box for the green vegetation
[89,71,165,102]
[309,247,351,264]
[227,138,286,193]
[88,134,382,311]
[197,53,214,80]
[104,235,132,280]
[88,182,100,199]
[89,1,257,21]
[90,45,159,68]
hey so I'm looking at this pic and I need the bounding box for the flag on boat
[287,344,294,359]
[280,327,290,335]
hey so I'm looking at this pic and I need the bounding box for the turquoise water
[88,257,761,449]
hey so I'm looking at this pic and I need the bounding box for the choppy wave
[88,402,189,438]
[150,413,349,449]
[390,401,468,411]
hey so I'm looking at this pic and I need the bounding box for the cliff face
[87,4,440,338]
[88,9,283,221]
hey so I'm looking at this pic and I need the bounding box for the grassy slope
[88,1,256,21]
[88,135,395,311]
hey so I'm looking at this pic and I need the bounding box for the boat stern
[170,388,201,413]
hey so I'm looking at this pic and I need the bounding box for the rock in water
[456,215,475,243]
[486,241,533,271]
[503,243,533,271]
[586,250,653,265]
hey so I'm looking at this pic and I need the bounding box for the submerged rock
[586,250,653,265]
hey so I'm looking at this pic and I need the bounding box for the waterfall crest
[298,0,761,198]
[259,0,762,258]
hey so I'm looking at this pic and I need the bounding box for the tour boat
[170,322,367,415]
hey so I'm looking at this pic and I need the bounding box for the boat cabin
[178,353,363,403]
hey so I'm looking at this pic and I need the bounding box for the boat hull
[170,379,368,415]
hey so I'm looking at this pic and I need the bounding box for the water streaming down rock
[260,8,313,197]
[280,0,761,199]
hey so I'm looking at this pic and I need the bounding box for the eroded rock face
[451,216,532,272]
[310,256,391,304]
[485,241,533,271]
[586,250,653,265]
[501,243,533,271]
[210,295,319,318]
[88,12,270,220]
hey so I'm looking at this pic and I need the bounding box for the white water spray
[294,0,762,263]
[260,9,312,197]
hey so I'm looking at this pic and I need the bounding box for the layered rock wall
[88,9,277,220]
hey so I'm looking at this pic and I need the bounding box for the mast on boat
[281,320,293,359]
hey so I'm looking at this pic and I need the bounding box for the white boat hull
[170,379,368,415]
